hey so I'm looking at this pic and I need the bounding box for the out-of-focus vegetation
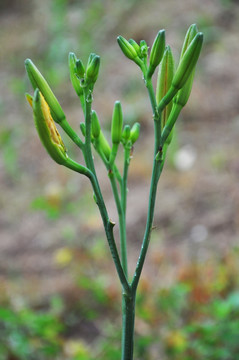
[1,0,239,358]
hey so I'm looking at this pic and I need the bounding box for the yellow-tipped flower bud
[68,52,83,97]
[85,53,100,84]
[148,29,165,78]
[174,24,199,108]
[111,101,123,145]
[130,122,140,144]
[25,59,65,124]
[171,32,203,91]
[30,89,67,165]
[25,93,33,107]
[156,46,175,129]
[91,110,101,139]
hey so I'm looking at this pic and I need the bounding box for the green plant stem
[83,87,130,295]
[60,118,84,150]
[132,77,164,292]
[122,146,131,214]
[109,171,128,278]
[121,291,136,360]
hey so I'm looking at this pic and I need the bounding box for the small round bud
[130,122,140,144]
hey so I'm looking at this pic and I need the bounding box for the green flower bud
[80,122,86,137]
[25,59,65,124]
[174,24,199,108]
[117,36,138,60]
[130,122,140,144]
[121,124,131,143]
[85,53,100,84]
[171,32,203,91]
[68,52,83,97]
[31,89,68,165]
[148,29,165,78]
[156,46,175,129]
[140,40,148,58]
[128,39,141,56]
[111,101,123,145]
[180,24,198,59]
[91,110,101,139]
[75,59,85,78]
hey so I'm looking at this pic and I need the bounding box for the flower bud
[111,101,123,145]
[121,124,131,143]
[171,32,203,91]
[140,40,148,58]
[31,89,68,165]
[148,29,165,78]
[180,24,198,59]
[75,59,85,79]
[80,122,86,137]
[130,122,140,144]
[68,52,83,97]
[156,46,175,129]
[117,36,138,61]
[25,59,65,124]
[91,110,101,139]
[85,53,100,84]
[174,24,199,108]
[128,39,141,56]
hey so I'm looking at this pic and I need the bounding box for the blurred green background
[1,0,239,359]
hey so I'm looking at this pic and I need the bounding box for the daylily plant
[25,24,203,360]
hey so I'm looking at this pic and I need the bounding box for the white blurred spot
[190,224,208,243]
[174,145,197,171]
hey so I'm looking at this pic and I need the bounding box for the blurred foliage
[1,246,239,359]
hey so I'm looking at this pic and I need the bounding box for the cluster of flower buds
[68,52,100,94]
[25,24,202,173]
[117,24,203,147]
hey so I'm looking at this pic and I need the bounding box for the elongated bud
[180,24,198,59]
[174,24,199,108]
[121,124,131,143]
[156,46,175,129]
[68,52,83,97]
[117,36,138,60]
[130,122,140,144]
[31,89,68,165]
[148,30,165,78]
[91,110,101,139]
[25,59,65,124]
[85,53,100,84]
[128,39,141,56]
[172,32,203,91]
[75,59,85,78]
[111,101,123,145]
